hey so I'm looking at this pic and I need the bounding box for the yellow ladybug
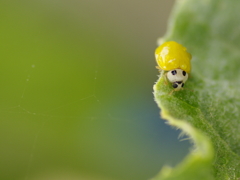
[155,41,192,91]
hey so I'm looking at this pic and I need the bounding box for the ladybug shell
[155,41,191,73]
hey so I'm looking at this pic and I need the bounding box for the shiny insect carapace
[155,41,192,91]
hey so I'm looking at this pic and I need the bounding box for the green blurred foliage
[0,1,190,180]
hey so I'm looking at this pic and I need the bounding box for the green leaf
[153,0,240,179]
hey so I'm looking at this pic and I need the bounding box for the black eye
[172,83,178,88]
[182,71,186,76]
[171,70,177,75]
[182,83,184,87]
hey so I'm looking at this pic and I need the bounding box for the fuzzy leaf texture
[153,0,240,180]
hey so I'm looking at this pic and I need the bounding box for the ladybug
[155,41,192,91]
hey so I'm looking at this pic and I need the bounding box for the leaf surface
[153,0,240,179]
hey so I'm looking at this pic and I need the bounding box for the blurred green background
[0,1,190,180]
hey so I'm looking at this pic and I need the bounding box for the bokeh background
[0,1,190,180]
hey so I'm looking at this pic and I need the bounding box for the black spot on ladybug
[172,83,178,88]
[171,70,177,75]
[182,83,184,87]
[177,81,182,84]
[182,71,186,76]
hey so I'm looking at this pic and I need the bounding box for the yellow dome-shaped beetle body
[155,41,191,73]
